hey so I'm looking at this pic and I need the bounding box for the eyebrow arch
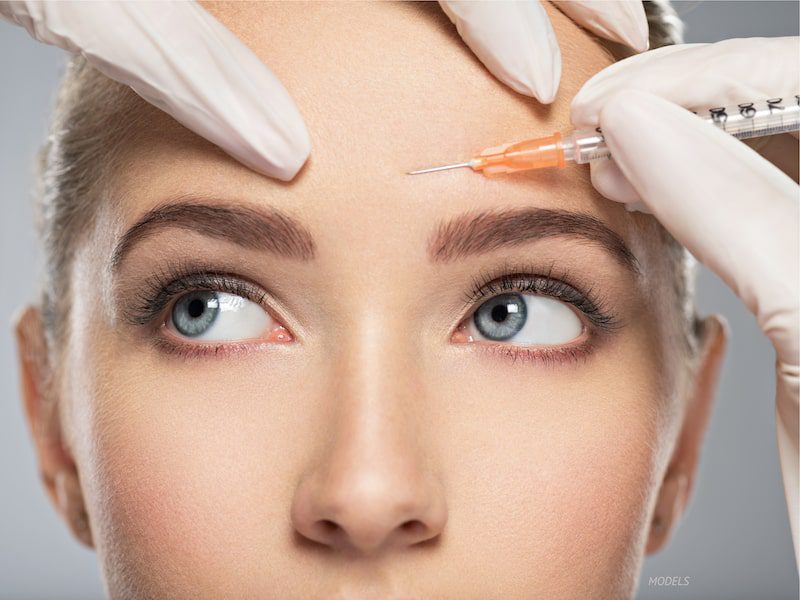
[427,207,640,274]
[110,199,316,271]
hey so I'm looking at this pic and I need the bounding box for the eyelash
[126,261,268,325]
[125,260,620,364]
[124,260,274,359]
[457,261,620,366]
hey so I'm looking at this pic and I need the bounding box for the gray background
[0,2,797,598]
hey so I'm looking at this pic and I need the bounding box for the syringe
[408,95,800,177]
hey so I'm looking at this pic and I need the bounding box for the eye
[468,292,583,345]
[168,290,273,341]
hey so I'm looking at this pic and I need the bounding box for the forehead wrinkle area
[428,207,641,275]
[109,198,317,272]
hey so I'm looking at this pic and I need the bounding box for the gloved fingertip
[589,157,643,205]
[232,125,311,182]
[625,1,650,53]
[569,95,597,128]
[601,0,649,53]
[271,154,309,182]
[494,0,562,104]
[553,0,649,53]
[535,88,557,105]
[282,128,313,181]
[530,55,561,104]
[271,138,312,182]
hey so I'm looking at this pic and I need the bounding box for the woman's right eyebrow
[110,198,317,272]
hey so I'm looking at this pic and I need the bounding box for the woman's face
[34,2,704,598]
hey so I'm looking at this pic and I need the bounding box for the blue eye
[470,293,583,345]
[169,291,272,341]
[474,293,527,340]
[173,291,219,337]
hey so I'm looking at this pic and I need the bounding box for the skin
[15,2,728,598]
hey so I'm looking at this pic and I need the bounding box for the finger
[0,0,311,181]
[552,0,649,53]
[438,0,561,103]
[600,89,799,363]
[572,37,800,128]
[589,158,644,206]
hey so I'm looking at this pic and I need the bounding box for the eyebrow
[110,200,316,271]
[111,202,637,276]
[427,207,640,274]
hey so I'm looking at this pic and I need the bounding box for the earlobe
[645,314,729,555]
[646,471,688,554]
[13,304,94,549]
[55,469,94,548]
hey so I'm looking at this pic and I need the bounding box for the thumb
[599,89,799,366]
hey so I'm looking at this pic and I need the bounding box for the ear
[646,314,728,555]
[13,304,94,549]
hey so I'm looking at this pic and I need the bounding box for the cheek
[90,381,250,591]
[461,408,654,590]
[434,344,662,595]
[74,343,309,595]
[535,409,655,585]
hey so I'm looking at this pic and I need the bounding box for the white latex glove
[438,0,649,103]
[0,0,311,181]
[1,1,645,178]
[571,37,800,566]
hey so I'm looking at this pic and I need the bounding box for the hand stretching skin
[571,36,800,567]
[0,0,310,181]
[2,0,647,180]
[438,0,649,103]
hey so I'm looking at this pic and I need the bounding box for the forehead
[202,1,613,168]
[110,1,626,231]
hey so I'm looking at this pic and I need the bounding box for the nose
[290,325,447,556]
[292,460,447,555]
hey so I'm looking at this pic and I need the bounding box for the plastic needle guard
[472,131,566,177]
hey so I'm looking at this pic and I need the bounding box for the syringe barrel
[561,129,607,164]
[565,94,800,164]
[699,95,800,138]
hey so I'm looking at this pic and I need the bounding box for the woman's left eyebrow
[427,207,641,276]
[110,199,317,272]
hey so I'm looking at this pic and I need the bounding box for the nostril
[319,519,340,534]
[400,520,425,535]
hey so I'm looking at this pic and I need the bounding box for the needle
[406,161,473,175]
[407,98,800,178]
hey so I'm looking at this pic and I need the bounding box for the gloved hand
[0,0,311,181]
[1,1,646,179]
[438,0,649,103]
[570,36,800,566]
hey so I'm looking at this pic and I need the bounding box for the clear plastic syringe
[408,95,800,177]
